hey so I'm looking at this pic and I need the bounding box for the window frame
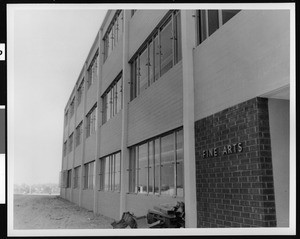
[99,151,121,192]
[83,161,95,189]
[73,166,80,189]
[101,72,123,124]
[68,133,74,154]
[75,122,83,147]
[86,104,97,138]
[77,79,84,107]
[130,10,182,101]
[87,51,99,89]
[128,128,183,197]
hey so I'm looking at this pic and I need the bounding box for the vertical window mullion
[205,10,209,39]
[218,10,223,27]
[159,137,161,195]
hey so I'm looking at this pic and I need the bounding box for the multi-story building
[60,9,291,228]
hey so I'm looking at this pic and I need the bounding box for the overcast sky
[10,5,107,185]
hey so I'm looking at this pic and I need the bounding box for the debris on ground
[111,212,137,228]
[146,201,185,228]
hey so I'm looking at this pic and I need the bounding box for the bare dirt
[14,194,114,229]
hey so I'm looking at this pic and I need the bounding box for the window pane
[131,60,137,100]
[138,143,148,194]
[102,95,107,124]
[104,157,110,191]
[174,11,182,63]
[222,10,240,25]
[153,34,160,82]
[208,10,219,36]
[113,84,118,115]
[176,129,184,197]
[154,139,160,194]
[108,29,113,56]
[161,133,175,196]
[129,147,136,193]
[148,41,154,85]
[139,48,148,94]
[116,77,122,113]
[160,18,173,77]
[107,91,111,122]
[114,153,121,191]
[148,141,154,194]
[118,11,123,40]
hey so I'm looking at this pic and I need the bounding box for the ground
[14,194,114,229]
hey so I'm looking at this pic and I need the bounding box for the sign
[202,142,243,159]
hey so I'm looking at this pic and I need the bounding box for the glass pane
[110,156,114,191]
[118,11,123,40]
[129,148,136,193]
[107,91,111,121]
[222,10,240,25]
[102,95,107,124]
[153,34,160,81]
[148,41,154,85]
[208,10,219,36]
[154,139,160,194]
[160,18,173,77]
[174,11,182,63]
[131,60,137,100]
[176,129,184,197]
[108,29,113,55]
[139,48,148,94]
[161,133,175,196]
[104,157,110,191]
[114,153,121,191]
[148,141,154,194]
[138,143,148,194]
[114,84,118,115]
[117,77,122,113]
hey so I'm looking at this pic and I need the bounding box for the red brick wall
[195,97,276,227]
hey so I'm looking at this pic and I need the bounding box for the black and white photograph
[4,2,296,237]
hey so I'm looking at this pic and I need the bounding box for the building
[60,9,290,228]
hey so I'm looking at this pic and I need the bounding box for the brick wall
[195,97,276,227]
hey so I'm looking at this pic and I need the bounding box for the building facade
[60,9,290,228]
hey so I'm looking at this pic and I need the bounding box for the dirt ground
[14,194,115,229]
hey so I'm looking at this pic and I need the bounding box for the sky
[10,5,107,185]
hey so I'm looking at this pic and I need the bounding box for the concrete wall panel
[97,191,120,220]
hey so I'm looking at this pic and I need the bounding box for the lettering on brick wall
[202,143,243,159]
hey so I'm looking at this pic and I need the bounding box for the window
[129,128,183,197]
[74,166,80,189]
[75,122,83,147]
[77,80,84,107]
[130,10,182,100]
[86,104,97,138]
[103,10,124,62]
[68,133,73,153]
[60,170,68,188]
[69,98,75,118]
[87,51,99,89]
[67,169,72,188]
[99,151,121,192]
[84,161,94,189]
[102,73,123,124]
[63,141,67,157]
[64,110,68,126]
[197,9,240,45]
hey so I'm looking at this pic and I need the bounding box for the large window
[77,80,84,107]
[63,141,67,157]
[64,110,68,126]
[86,104,97,138]
[130,11,182,101]
[102,73,123,124]
[68,133,73,154]
[129,128,183,197]
[87,51,99,89]
[197,10,240,45]
[103,10,124,62]
[67,169,72,188]
[83,161,94,189]
[69,98,75,118]
[99,151,121,192]
[75,122,83,147]
[74,166,80,189]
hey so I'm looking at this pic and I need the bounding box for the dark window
[86,104,97,138]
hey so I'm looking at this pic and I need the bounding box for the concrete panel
[63,126,68,142]
[69,114,75,133]
[101,39,123,96]
[97,191,120,220]
[66,188,72,201]
[128,62,183,146]
[72,189,80,205]
[269,99,289,227]
[85,87,97,116]
[126,193,183,218]
[62,157,68,170]
[75,103,84,126]
[84,133,97,163]
[81,189,94,211]
[128,10,168,59]
[74,145,82,167]
[99,111,122,158]
[67,155,73,170]
[194,10,290,122]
